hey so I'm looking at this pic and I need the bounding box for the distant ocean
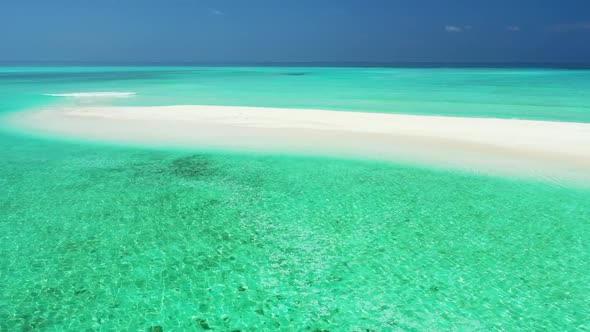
[1,66,589,331]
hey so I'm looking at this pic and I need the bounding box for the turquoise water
[1,67,589,331]
[2,66,590,122]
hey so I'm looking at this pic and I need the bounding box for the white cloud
[445,25,471,33]
[210,8,224,16]
[506,25,521,32]
[445,25,463,33]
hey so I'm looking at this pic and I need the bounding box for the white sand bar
[6,105,590,184]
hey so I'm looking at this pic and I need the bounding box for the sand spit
[5,105,590,184]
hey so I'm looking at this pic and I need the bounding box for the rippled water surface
[0,66,589,331]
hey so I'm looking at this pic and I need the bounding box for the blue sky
[0,0,589,63]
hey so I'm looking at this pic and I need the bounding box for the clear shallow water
[0,67,589,331]
[2,66,590,122]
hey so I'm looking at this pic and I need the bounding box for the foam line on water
[43,92,136,98]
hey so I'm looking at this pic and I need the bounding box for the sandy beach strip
[5,105,590,184]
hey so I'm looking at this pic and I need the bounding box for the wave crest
[44,92,136,98]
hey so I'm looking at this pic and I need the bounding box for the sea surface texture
[0,66,589,331]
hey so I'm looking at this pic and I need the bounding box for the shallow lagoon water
[1,67,589,331]
[2,66,590,122]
